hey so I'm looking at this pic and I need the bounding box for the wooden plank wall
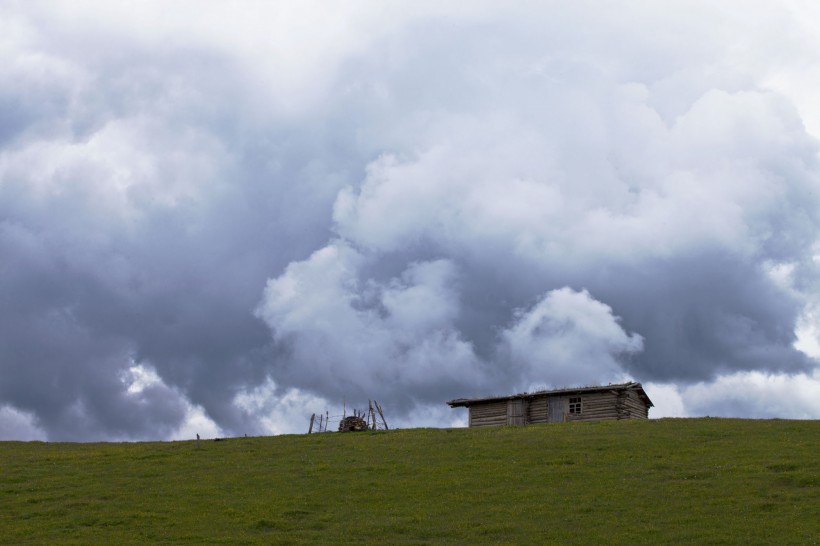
[507,399,526,425]
[468,400,507,427]
[528,397,548,424]
[548,396,567,423]
[567,391,620,422]
[619,390,649,419]
[467,389,649,427]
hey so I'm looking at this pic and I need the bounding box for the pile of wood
[307,399,389,434]
[338,415,368,432]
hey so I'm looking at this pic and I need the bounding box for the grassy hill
[1,418,817,545]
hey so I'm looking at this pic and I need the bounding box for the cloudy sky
[1,1,819,441]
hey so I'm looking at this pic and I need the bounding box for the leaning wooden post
[368,400,375,430]
[308,413,315,434]
[374,400,389,430]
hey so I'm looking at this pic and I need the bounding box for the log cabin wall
[455,382,653,427]
[468,400,507,427]
[467,390,646,426]
[565,391,619,422]
[619,389,649,419]
[528,397,548,424]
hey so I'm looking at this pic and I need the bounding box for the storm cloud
[1,1,819,440]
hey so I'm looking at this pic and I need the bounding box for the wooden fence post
[308,413,315,434]
[368,400,375,430]
[374,400,388,430]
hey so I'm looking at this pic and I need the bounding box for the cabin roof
[447,381,653,408]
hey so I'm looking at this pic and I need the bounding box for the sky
[1,1,819,441]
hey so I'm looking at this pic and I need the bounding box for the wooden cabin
[447,382,653,427]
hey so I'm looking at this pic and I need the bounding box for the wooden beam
[374,400,389,430]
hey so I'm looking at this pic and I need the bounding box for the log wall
[468,400,507,427]
[619,390,649,419]
[566,391,620,422]
[466,388,650,427]
[528,397,548,424]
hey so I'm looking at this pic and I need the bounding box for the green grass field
[1,418,817,545]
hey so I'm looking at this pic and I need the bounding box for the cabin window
[569,397,582,414]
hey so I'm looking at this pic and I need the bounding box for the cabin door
[507,399,525,425]
[548,396,566,423]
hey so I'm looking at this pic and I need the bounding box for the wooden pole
[374,400,388,430]
[308,413,315,434]
[326,411,329,433]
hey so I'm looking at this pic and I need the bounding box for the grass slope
[1,418,818,545]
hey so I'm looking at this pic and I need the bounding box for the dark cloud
[1,2,819,440]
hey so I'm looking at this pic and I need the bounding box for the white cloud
[168,404,224,441]
[0,405,47,441]
[687,370,820,419]
[501,288,642,389]
[334,85,818,268]
[115,363,223,440]
[643,383,687,418]
[233,378,329,436]
[649,369,820,419]
[255,242,485,407]
[795,304,820,359]
[390,402,467,430]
